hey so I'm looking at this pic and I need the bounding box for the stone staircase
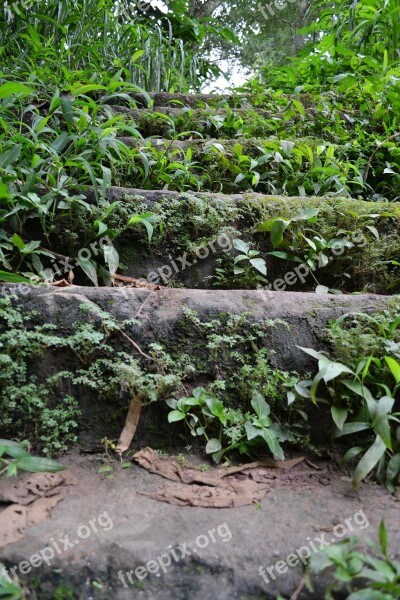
[1,89,400,600]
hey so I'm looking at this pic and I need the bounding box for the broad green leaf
[251,391,270,418]
[234,173,246,184]
[60,96,74,132]
[245,421,261,440]
[0,270,31,283]
[342,446,364,463]
[233,238,249,253]
[70,84,106,96]
[298,346,328,362]
[205,397,225,418]
[0,82,33,99]
[379,519,387,555]
[206,438,222,454]
[131,49,145,62]
[318,358,354,383]
[168,410,186,423]
[0,439,28,458]
[22,240,41,254]
[334,422,370,438]
[353,436,386,488]
[249,258,267,275]
[0,144,22,169]
[386,453,400,483]
[257,218,276,232]
[103,244,119,277]
[11,233,25,251]
[271,219,290,247]
[280,140,295,154]
[373,416,392,450]
[375,396,395,420]
[260,428,284,460]
[342,380,377,419]
[267,251,303,263]
[76,258,98,286]
[15,455,66,473]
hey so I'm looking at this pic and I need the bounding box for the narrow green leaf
[385,357,400,384]
[331,406,348,431]
[353,436,386,488]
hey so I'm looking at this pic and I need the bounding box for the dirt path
[1,450,399,599]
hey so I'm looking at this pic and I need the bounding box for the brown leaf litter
[0,472,73,547]
[133,447,314,508]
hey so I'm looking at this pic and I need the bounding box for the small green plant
[0,562,22,600]
[298,307,400,488]
[232,239,267,282]
[165,310,308,462]
[167,388,286,463]
[308,520,400,599]
[0,439,65,478]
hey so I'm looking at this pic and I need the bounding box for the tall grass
[0,0,213,91]
[313,0,400,62]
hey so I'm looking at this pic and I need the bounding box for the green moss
[149,192,239,255]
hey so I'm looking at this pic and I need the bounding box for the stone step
[127,91,241,107]
[107,101,366,140]
[112,105,282,119]
[109,104,326,139]
[115,136,329,151]
[115,90,317,110]
[1,284,396,446]
[73,187,400,293]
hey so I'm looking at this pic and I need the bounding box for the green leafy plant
[167,387,285,462]
[0,439,65,478]
[308,520,400,599]
[298,308,400,488]
[0,562,22,600]
[232,238,267,283]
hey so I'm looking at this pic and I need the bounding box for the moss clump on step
[149,192,238,254]
[0,297,80,455]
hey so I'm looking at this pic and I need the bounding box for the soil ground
[1,450,399,599]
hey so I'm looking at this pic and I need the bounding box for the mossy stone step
[54,187,400,293]
[115,136,332,152]
[109,104,358,139]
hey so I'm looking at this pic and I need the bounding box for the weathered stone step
[115,136,328,151]
[118,90,316,110]
[111,104,282,121]
[72,187,399,293]
[128,91,240,107]
[109,104,360,139]
[1,286,395,402]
